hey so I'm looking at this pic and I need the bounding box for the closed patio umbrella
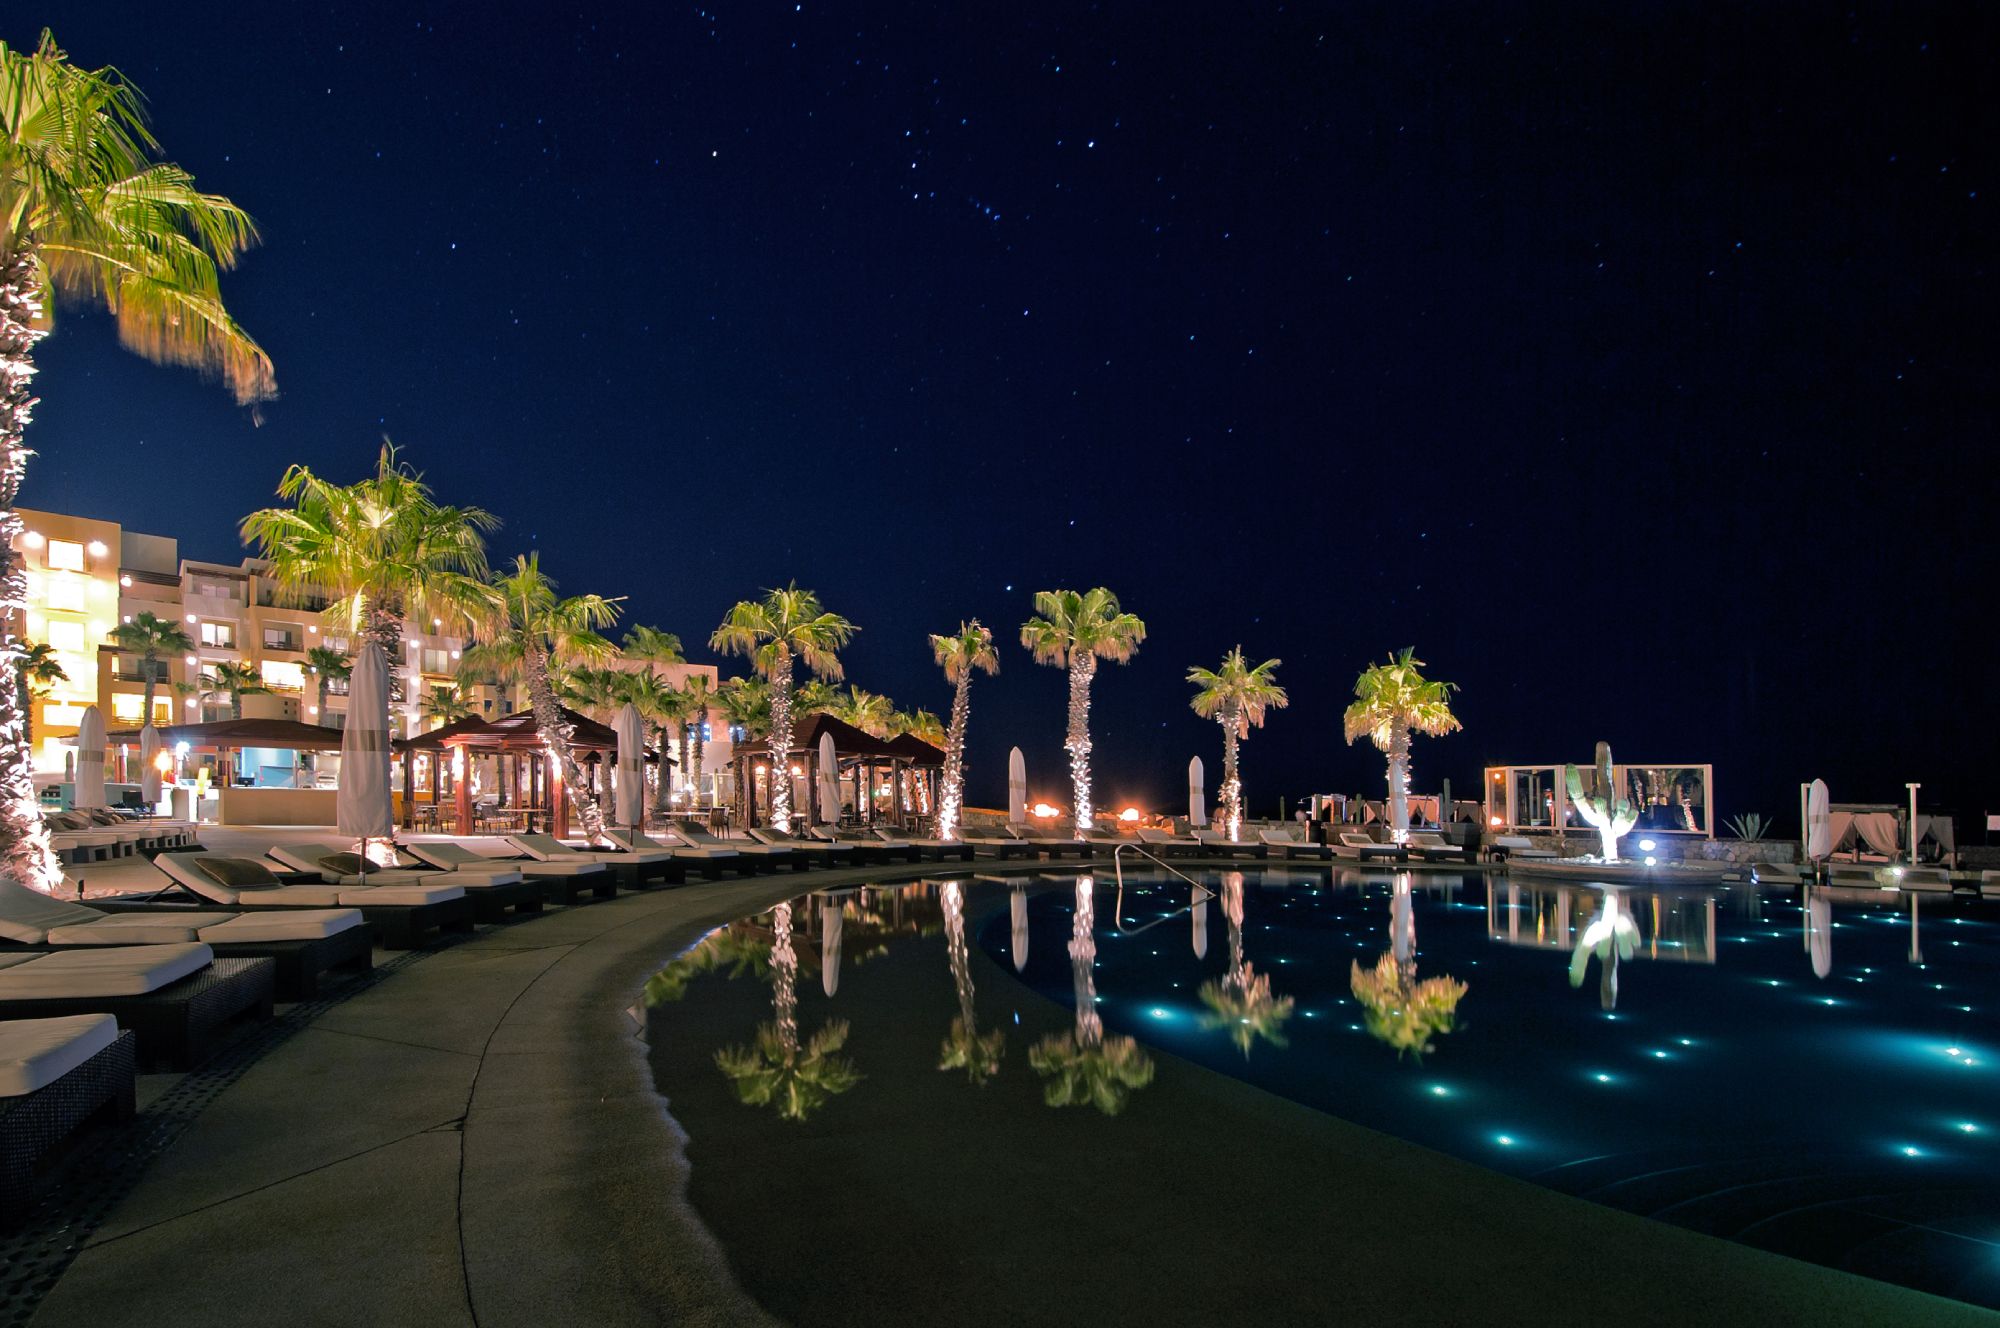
[1010,887,1029,972]
[1188,756,1206,828]
[818,731,840,824]
[1008,747,1027,826]
[139,722,162,808]
[822,897,844,996]
[614,702,646,832]
[338,642,393,873]
[74,706,107,809]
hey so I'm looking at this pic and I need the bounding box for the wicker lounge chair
[1258,828,1333,860]
[816,827,925,863]
[1138,827,1204,855]
[5,881,367,1001]
[502,834,648,890]
[403,840,614,903]
[0,943,274,1071]
[958,827,1037,859]
[1334,832,1406,863]
[1487,835,1557,862]
[871,827,974,862]
[137,854,471,951]
[1194,830,1266,859]
[666,823,792,874]
[747,827,858,867]
[0,1014,137,1222]
[266,843,546,922]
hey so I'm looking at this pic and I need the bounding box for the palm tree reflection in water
[1030,878,1155,1114]
[713,901,863,1121]
[937,881,1005,1084]
[1350,874,1468,1058]
[1197,873,1295,1057]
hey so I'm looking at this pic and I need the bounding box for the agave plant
[1029,877,1155,1114]
[1725,812,1774,842]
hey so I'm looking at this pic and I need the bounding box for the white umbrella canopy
[1010,887,1030,972]
[337,642,393,844]
[614,702,646,830]
[1007,747,1027,826]
[822,897,844,996]
[73,706,107,809]
[818,731,840,824]
[1805,779,1832,861]
[139,722,162,806]
[1188,756,1206,828]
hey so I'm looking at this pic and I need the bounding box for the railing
[1110,842,1215,936]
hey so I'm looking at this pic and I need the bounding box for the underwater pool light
[1638,839,1656,852]
[1495,1134,1517,1147]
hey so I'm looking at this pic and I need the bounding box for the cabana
[1482,761,1714,839]
[429,708,623,838]
[103,717,347,825]
[882,733,945,825]
[732,713,934,829]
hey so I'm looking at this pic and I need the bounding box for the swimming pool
[644,868,1999,1318]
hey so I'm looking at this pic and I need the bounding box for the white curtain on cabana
[1830,811,1901,858]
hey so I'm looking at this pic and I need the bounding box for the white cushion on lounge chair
[156,853,346,906]
[0,1013,120,1096]
[335,882,463,906]
[515,859,605,877]
[0,880,108,944]
[44,913,235,945]
[198,909,364,943]
[0,942,214,999]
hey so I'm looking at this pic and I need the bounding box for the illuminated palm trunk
[1069,877,1101,1045]
[521,637,608,841]
[0,249,61,893]
[686,715,706,809]
[651,723,673,817]
[765,652,795,829]
[942,882,976,1029]
[1219,706,1243,841]
[771,901,798,1056]
[936,669,972,840]
[1065,656,1097,830]
[1385,727,1411,844]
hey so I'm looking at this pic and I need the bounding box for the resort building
[1483,760,1715,838]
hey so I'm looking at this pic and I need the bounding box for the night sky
[16,4,1998,829]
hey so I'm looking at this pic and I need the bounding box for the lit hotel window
[45,620,86,653]
[44,539,85,572]
[45,575,86,613]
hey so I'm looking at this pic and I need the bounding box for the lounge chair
[1334,832,1406,863]
[1981,870,2000,901]
[1898,866,1954,893]
[266,843,545,923]
[1,1014,136,1218]
[747,826,859,867]
[1406,831,1469,863]
[793,827,893,865]
[1138,827,1204,855]
[1487,834,1556,862]
[958,826,1037,859]
[871,827,974,862]
[0,943,274,1071]
[4,881,368,1001]
[668,822,793,874]
[502,834,647,890]
[403,840,614,904]
[74,807,197,852]
[1259,828,1333,861]
[135,853,471,951]
[1013,824,1093,859]
[1194,829,1266,859]
[815,827,924,863]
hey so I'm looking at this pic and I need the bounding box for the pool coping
[26,859,1999,1327]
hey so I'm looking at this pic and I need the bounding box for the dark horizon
[16,4,1997,832]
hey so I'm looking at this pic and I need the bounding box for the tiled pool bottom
[643,871,1999,1321]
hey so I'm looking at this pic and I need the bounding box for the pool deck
[27,847,1999,1326]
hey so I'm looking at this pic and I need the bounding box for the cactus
[1566,740,1639,862]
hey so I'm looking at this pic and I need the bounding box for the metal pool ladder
[1110,842,1216,935]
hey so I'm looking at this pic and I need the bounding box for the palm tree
[710,585,856,830]
[13,642,65,752]
[928,621,998,841]
[2,31,273,893]
[302,643,351,722]
[108,612,194,724]
[200,660,268,720]
[240,442,498,692]
[893,708,946,745]
[793,678,838,718]
[827,684,894,738]
[1029,877,1154,1114]
[713,901,862,1121]
[1019,588,1145,831]
[714,676,770,823]
[678,674,715,809]
[558,664,629,722]
[1196,872,1295,1057]
[419,684,472,729]
[938,881,1003,1084]
[621,669,682,817]
[461,553,622,841]
[1187,648,1288,842]
[621,625,684,668]
[1342,648,1462,845]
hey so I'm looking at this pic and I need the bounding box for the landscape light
[23,531,43,548]
[119,574,132,587]
[86,540,108,557]
[1638,838,1656,852]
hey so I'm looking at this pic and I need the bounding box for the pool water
[992,868,1999,1308]
[642,869,1999,1316]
